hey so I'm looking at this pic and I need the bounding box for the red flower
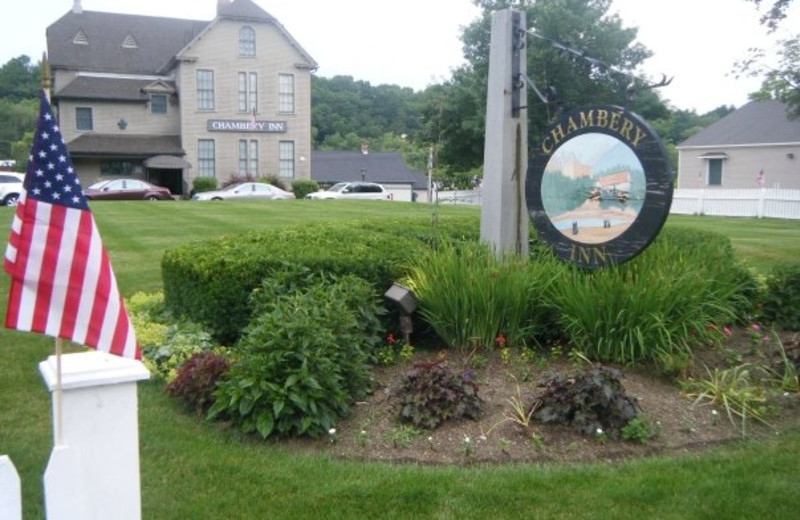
[387,333,396,345]
[495,333,506,347]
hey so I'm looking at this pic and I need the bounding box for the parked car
[192,182,294,201]
[305,182,390,200]
[0,172,25,206]
[83,179,173,201]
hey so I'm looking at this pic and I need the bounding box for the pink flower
[723,326,732,337]
[751,323,761,332]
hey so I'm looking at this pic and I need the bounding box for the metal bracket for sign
[511,12,525,118]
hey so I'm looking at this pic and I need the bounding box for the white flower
[464,436,471,443]
[360,430,367,435]
[711,410,719,416]
[428,436,433,442]
[596,428,604,436]
[329,428,336,435]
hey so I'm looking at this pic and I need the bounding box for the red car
[83,179,173,201]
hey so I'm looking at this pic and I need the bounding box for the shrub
[127,291,225,382]
[191,177,217,194]
[256,174,287,190]
[291,179,319,199]
[762,262,800,330]
[162,222,427,344]
[208,274,377,439]
[395,361,482,429]
[621,416,659,443]
[166,352,230,416]
[531,366,639,439]
[552,227,750,365]
[402,241,561,350]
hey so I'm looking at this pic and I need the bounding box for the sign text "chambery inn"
[207,119,288,133]
[540,108,647,154]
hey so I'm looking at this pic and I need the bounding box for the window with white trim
[198,139,216,177]
[279,141,295,178]
[239,26,256,57]
[278,74,295,114]
[708,158,723,186]
[238,139,259,176]
[76,107,93,130]
[238,72,258,113]
[196,69,214,110]
[150,94,167,115]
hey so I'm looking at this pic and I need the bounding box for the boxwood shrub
[161,217,479,344]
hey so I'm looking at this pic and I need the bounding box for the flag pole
[40,53,64,446]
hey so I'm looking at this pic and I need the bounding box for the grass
[0,201,798,519]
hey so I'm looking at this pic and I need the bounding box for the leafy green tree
[738,36,800,118]
[0,98,37,159]
[745,0,794,31]
[0,56,40,101]
[420,0,668,172]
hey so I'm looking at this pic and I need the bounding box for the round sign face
[526,105,674,269]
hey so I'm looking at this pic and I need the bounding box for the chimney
[73,0,82,13]
[217,0,231,14]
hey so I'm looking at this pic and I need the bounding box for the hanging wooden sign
[526,105,673,269]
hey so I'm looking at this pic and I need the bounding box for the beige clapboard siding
[177,19,313,183]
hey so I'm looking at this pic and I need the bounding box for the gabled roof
[56,76,176,102]
[177,0,317,70]
[678,100,800,148]
[47,0,317,76]
[47,11,208,75]
[312,151,428,188]
[67,134,183,157]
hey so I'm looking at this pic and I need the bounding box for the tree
[745,0,794,31]
[736,35,800,118]
[419,0,668,172]
[0,55,40,101]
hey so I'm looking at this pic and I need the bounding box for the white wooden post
[0,455,22,520]
[480,8,529,258]
[39,351,150,520]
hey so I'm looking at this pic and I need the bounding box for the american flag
[3,90,139,359]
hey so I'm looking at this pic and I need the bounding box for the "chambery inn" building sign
[207,119,288,133]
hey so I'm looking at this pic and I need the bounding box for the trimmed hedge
[161,217,479,344]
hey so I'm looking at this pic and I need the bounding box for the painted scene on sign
[542,133,646,244]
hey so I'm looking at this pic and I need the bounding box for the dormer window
[150,94,168,115]
[122,34,137,49]
[239,26,255,57]
[73,30,88,45]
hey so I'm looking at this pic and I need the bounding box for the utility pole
[480,8,529,258]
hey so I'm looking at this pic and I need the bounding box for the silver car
[306,182,390,200]
[192,182,294,201]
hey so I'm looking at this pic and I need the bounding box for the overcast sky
[1,0,797,114]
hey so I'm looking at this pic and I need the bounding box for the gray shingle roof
[56,76,176,101]
[47,0,316,76]
[47,11,208,75]
[678,100,800,148]
[311,151,428,188]
[67,134,183,157]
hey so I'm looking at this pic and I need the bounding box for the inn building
[47,0,317,196]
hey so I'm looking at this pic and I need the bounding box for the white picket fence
[436,189,483,205]
[436,187,800,220]
[671,188,800,219]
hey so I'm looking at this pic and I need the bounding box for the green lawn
[0,201,798,519]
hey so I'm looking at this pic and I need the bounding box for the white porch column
[39,351,150,520]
